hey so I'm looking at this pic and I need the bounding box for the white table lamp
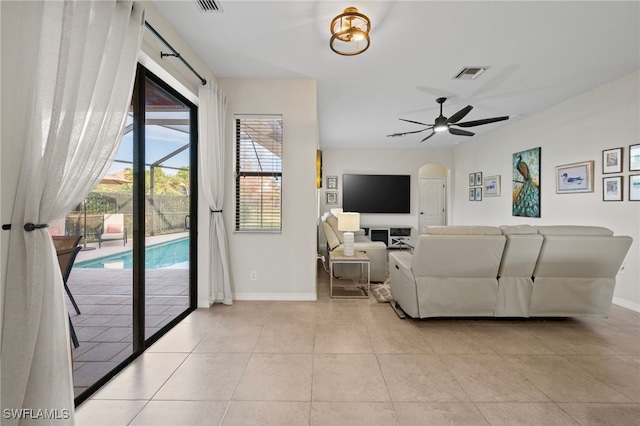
[338,212,360,256]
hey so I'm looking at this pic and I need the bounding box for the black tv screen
[342,174,410,214]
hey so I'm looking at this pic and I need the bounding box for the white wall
[453,71,640,310]
[320,148,455,249]
[218,78,319,300]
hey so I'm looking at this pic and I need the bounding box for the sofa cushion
[322,221,340,250]
[500,225,538,235]
[424,225,502,236]
[535,225,613,236]
[324,213,345,243]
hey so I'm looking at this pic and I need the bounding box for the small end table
[329,249,370,299]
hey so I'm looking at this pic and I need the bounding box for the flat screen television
[342,174,410,214]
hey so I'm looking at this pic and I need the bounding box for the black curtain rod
[145,21,207,86]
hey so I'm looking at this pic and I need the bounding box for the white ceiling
[151,1,640,148]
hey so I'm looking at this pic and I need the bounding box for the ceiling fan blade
[420,130,436,142]
[449,127,475,137]
[387,128,429,138]
[456,116,509,127]
[446,105,473,124]
[399,118,432,126]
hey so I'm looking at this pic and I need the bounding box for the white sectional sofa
[389,225,632,319]
[530,225,633,317]
[321,212,388,283]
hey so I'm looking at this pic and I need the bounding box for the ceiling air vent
[194,0,223,13]
[453,66,488,80]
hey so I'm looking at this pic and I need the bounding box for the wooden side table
[329,249,370,298]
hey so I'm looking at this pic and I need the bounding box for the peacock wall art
[512,147,541,217]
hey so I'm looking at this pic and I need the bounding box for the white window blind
[235,115,283,232]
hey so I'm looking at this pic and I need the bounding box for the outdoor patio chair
[48,217,66,236]
[53,236,82,315]
[52,235,82,251]
[56,246,82,349]
[99,213,127,248]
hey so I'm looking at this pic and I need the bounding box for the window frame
[234,114,283,233]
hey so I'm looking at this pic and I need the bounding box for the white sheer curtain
[199,83,233,305]
[1,1,143,423]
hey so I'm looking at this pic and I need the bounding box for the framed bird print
[475,172,482,186]
[603,176,623,201]
[630,175,640,201]
[630,144,640,171]
[512,147,541,218]
[555,161,594,193]
[483,175,501,197]
[602,147,623,174]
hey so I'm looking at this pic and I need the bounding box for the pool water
[75,237,189,269]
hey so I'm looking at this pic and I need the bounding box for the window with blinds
[235,115,283,232]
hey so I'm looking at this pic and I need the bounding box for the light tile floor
[76,263,640,425]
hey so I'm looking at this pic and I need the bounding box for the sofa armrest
[389,251,419,317]
[390,250,412,272]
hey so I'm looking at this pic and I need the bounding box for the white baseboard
[612,297,640,313]
[233,292,317,301]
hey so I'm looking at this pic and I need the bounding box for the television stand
[363,226,412,249]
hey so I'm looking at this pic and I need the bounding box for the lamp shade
[338,212,360,232]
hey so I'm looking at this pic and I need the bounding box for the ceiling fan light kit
[330,7,371,56]
[388,97,510,143]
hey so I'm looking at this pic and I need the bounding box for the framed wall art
[512,147,541,218]
[630,174,640,201]
[630,144,640,171]
[475,172,482,186]
[316,150,323,188]
[555,160,594,194]
[475,187,482,201]
[603,176,623,201]
[603,147,623,174]
[326,175,338,190]
[483,175,501,197]
[469,173,475,187]
[326,191,338,204]
[469,188,475,201]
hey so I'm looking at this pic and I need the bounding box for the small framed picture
[483,175,501,197]
[603,176,623,201]
[469,188,475,201]
[630,174,640,201]
[630,144,640,171]
[326,176,338,190]
[469,173,475,187]
[475,187,482,201]
[603,147,623,174]
[555,160,594,193]
[475,172,482,186]
[326,191,338,204]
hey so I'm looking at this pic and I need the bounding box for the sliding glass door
[71,64,197,404]
[141,75,196,340]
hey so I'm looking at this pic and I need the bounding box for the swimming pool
[75,237,189,269]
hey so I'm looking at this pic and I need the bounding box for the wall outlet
[250,271,257,280]
[618,263,626,275]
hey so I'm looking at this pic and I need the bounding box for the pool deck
[68,232,190,398]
